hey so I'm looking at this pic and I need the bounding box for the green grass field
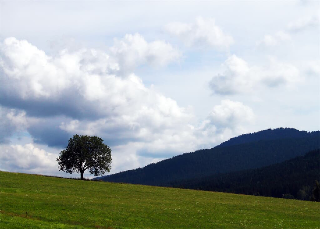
[0,171,319,228]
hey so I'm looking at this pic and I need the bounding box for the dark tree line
[311,180,320,202]
[171,149,320,201]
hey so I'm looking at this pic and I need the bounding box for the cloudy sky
[0,0,319,178]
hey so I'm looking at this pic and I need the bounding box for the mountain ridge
[217,127,318,147]
[96,128,320,187]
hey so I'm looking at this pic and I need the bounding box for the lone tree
[57,134,112,180]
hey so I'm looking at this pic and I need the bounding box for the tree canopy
[57,134,112,179]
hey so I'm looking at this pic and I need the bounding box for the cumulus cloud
[0,37,196,173]
[209,55,301,95]
[0,37,190,148]
[165,17,234,50]
[57,82,195,150]
[209,55,252,95]
[287,15,319,32]
[262,57,301,87]
[257,14,318,48]
[0,38,118,120]
[196,100,255,149]
[305,60,320,76]
[110,33,181,73]
[0,107,28,143]
[0,143,57,175]
[206,100,254,129]
[258,31,291,47]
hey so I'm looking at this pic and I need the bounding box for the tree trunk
[80,171,84,180]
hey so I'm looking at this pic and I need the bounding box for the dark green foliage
[311,180,320,202]
[172,149,320,201]
[57,134,111,179]
[282,194,295,199]
[97,129,320,187]
[297,186,313,200]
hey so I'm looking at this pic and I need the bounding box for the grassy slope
[0,171,319,229]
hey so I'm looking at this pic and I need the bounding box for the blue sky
[0,0,319,178]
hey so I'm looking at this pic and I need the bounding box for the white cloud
[110,33,181,73]
[165,17,234,50]
[0,38,117,100]
[209,55,301,95]
[257,14,319,49]
[287,15,319,32]
[207,100,255,128]
[305,60,320,76]
[0,143,57,174]
[0,37,200,173]
[0,37,190,147]
[196,100,255,149]
[58,79,195,148]
[209,55,252,95]
[0,107,28,143]
[262,57,301,87]
[258,31,291,47]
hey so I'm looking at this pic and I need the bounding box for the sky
[0,0,319,178]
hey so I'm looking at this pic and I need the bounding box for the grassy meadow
[0,171,319,228]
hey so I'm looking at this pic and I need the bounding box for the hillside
[172,149,320,200]
[218,128,315,147]
[97,128,320,186]
[1,171,319,228]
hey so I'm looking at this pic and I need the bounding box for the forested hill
[97,128,320,186]
[217,128,318,148]
[172,149,320,201]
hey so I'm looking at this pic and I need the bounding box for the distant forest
[171,149,320,201]
[97,128,320,201]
